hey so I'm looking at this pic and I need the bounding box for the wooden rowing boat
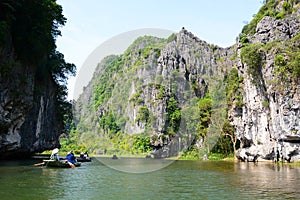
[43,160,81,168]
[76,157,92,162]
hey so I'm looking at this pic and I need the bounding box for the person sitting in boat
[50,148,60,161]
[80,151,89,159]
[66,151,77,164]
[80,152,85,158]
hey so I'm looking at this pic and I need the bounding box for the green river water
[0,158,299,200]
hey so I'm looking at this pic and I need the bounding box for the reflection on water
[0,159,300,200]
[97,157,175,173]
[232,162,300,199]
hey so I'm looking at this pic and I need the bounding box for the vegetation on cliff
[73,36,169,155]
[71,33,238,159]
[242,0,298,35]
[65,0,299,161]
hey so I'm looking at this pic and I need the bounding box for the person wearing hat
[50,148,60,161]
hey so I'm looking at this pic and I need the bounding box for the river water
[0,158,299,200]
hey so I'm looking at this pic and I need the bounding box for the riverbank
[34,151,300,166]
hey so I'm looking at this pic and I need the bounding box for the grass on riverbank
[177,152,235,161]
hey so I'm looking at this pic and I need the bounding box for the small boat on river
[76,156,92,162]
[43,160,81,168]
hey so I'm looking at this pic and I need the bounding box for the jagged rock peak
[178,27,212,46]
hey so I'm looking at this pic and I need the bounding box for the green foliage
[242,0,299,35]
[130,89,143,105]
[60,128,88,154]
[240,32,300,91]
[206,153,225,160]
[131,135,152,153]
[239,33,249,47]
[211,119,236,158]
[99,112,120,137]
[0,60,17,77]
[47,50,76,83]
[136,105,149,122]
[140,46,161,59]
[0,21,8,44]
[0,0,76,139]
[180,146,200,160]
[210,44,218,52]
[8,0,66,64]
[242,0,277,35]
[74,35,171,155]
[166,95,181,135]
[211,135,233,157]
[272,33,300,83]
[0,1,19,44]
[275,11,285,19]
[197,93,212,138]
[156,84,165,99]
[275,54,286,66]
[166,33,177,43]
[124,35,166,59]
[262,100,269,107]
[274,52,300,82]
[282,1,292,13]
[226,68,243,108]
[240,43,264,86]
[93,55,123,109]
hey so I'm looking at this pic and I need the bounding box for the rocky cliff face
[232,2,300,162]
[0,34,61,159]
[76,0,300,161]
[0,0,74,159]
[75,30,235,158]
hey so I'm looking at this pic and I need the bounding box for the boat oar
[68,162,76,168]
[33,162,45,166]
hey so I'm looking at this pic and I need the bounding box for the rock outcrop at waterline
[232,2,300,162]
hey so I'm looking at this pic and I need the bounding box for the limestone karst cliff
[233,0,300,162]
[0,1,75,158]
[75,0,300,161]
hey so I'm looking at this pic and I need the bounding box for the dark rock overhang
[279,135,300,143]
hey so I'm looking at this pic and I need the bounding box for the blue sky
[56,0,262,99]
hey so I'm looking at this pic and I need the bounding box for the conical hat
[52,148,59,154]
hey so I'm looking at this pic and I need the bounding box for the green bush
[197,93,212,138]
[99,112,120,137]
[241,43,264,85]
[93,55,123,109]
[275,11,285,19]
[132,135,152,153]
[282,2,292,13]
[239,33,249,46]
[156,84,165,99]
[242,0,278,35]
[167,95,181,133]
[167,33,177,43]
[226,68,243,108]
[136,105,150,122]
[262,100,269,107]
[274,51,300,82]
